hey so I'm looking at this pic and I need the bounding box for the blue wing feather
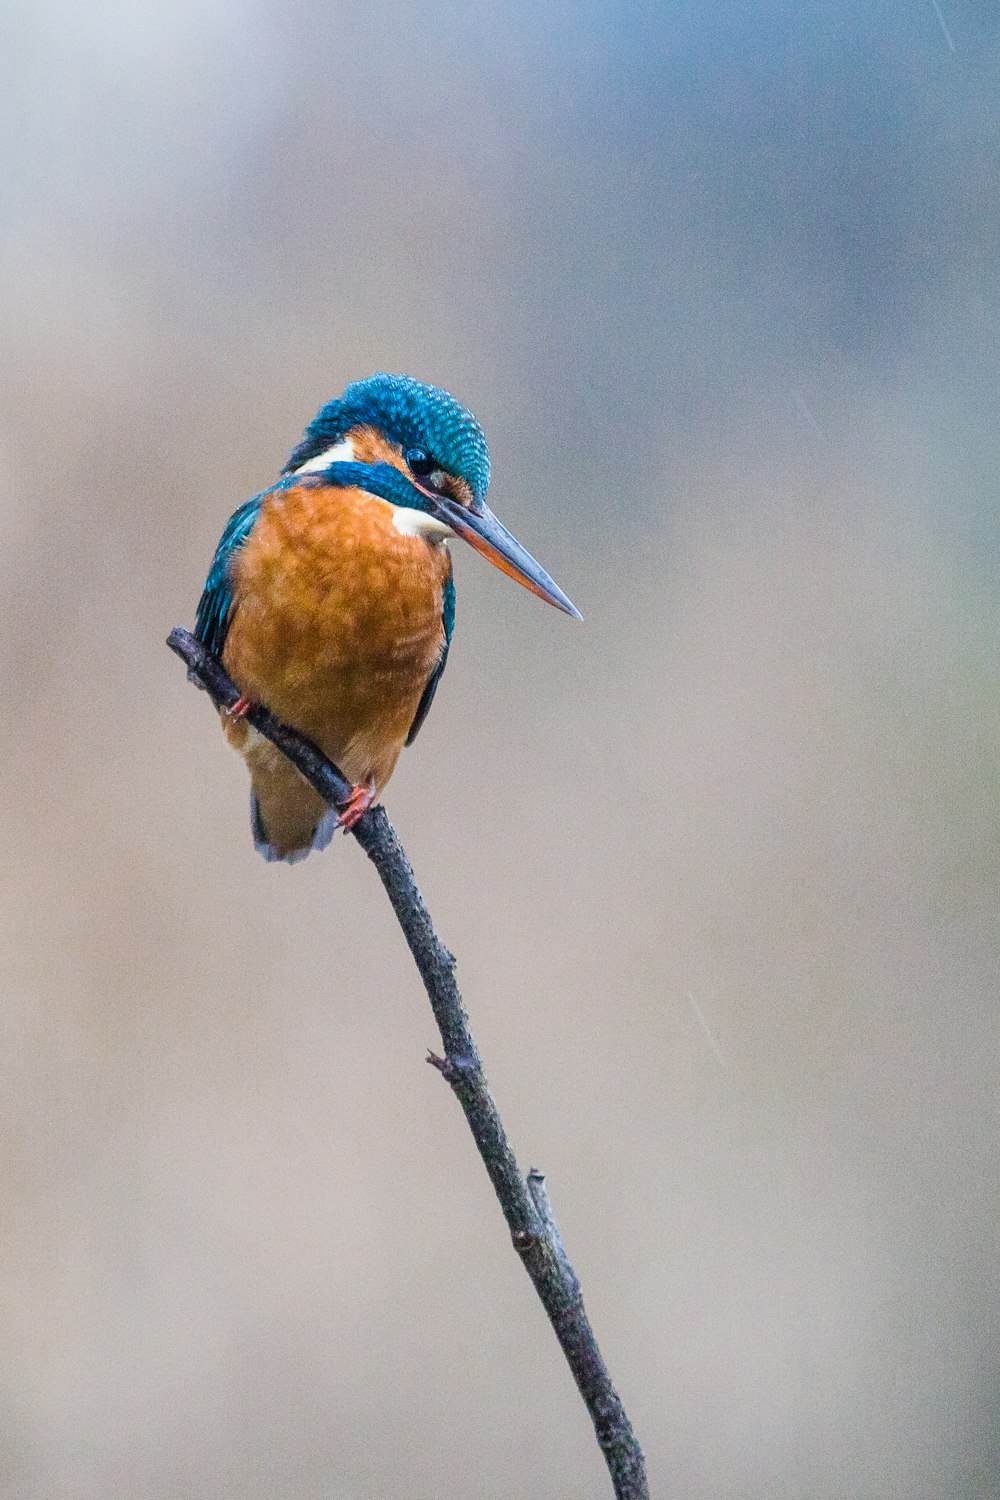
[194,492,266,658]
[406,561,454,745]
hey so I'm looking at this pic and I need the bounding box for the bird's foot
[227,695,254,720]
[338,776,376,832]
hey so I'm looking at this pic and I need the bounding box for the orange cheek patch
[347,424,408,472]
[440,473,474,510]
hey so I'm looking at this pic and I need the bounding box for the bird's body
[220,447,451,856]
[195,374,577,861]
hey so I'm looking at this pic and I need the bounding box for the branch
[168,626,649,1500]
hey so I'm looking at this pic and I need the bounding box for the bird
[194,372,580,862]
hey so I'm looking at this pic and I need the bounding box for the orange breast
[222,480,450,791]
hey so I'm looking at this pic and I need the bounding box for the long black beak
[415,487,582,619]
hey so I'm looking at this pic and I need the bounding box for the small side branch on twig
[167,626,649,1500]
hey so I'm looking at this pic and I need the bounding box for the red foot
[338,776,376,832]
[227,695,253,720]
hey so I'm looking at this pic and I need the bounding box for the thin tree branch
[168,626,649,1500]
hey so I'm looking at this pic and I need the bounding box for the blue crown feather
[283,372,491,502]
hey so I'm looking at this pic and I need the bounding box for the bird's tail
[245,740,338,863]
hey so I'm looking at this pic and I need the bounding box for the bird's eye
[405,447,435,477]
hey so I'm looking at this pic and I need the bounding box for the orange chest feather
[222,482,450,767]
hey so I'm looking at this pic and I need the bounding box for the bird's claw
[338,776,376,832]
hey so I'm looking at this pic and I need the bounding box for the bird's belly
[222,483,449,788]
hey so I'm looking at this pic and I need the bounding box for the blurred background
[2,2,998,1495]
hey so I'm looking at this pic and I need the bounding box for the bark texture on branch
[168,626,649,1500]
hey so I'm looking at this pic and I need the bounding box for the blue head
[284,372,579,618]
[283,372,491,506]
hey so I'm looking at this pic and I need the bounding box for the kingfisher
[194,372,580,862]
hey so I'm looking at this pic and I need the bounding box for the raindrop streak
[790,389,826,442]
[688,991,727,1072]
[928,0,956,53]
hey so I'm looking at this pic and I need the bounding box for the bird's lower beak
[415,489,582,619]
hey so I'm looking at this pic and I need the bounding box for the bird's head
[284,373,580,618]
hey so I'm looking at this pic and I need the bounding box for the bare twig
[168,626,649,1500]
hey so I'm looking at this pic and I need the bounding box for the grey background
[2,2,998,1495]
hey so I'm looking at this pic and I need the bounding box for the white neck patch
[293,436,356,473]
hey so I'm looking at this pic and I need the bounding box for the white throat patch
[391,508,454,540]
